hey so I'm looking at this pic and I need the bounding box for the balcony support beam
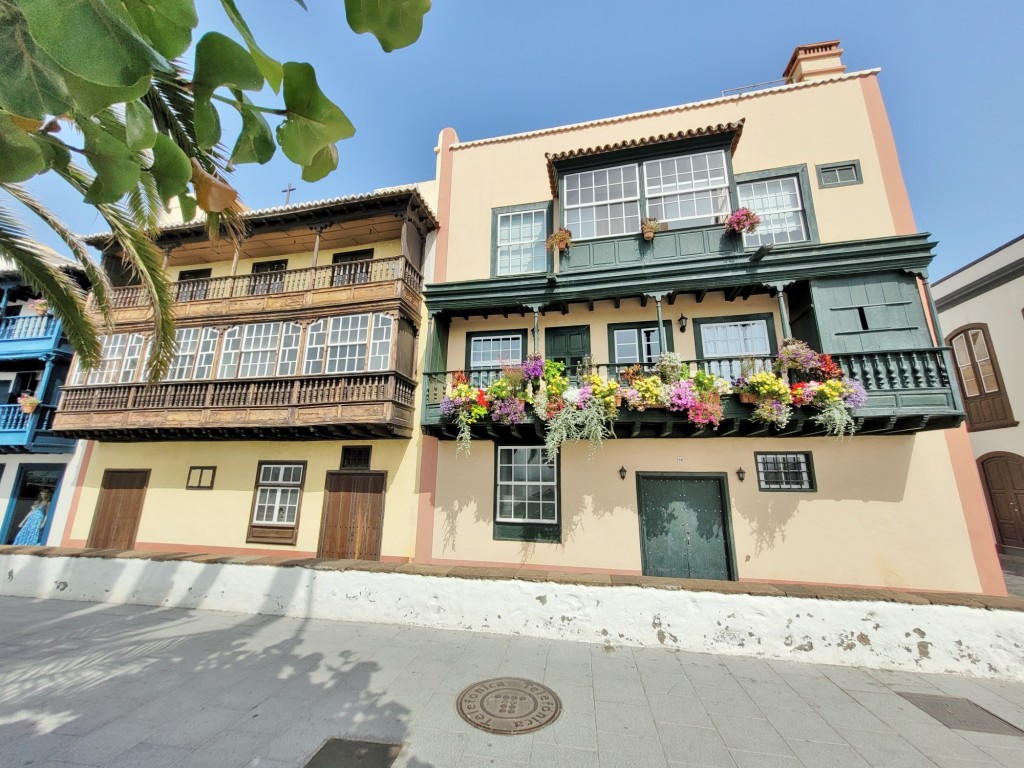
[645,292,667,354]
[764,281,794,338]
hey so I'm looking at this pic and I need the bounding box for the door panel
[545,326,591,378]
[319,472,386,560]
[638,474,733,580]
[88,470,149,549]
[981,454,1024,549]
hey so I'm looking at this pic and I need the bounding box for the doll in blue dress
[13,490,51,546]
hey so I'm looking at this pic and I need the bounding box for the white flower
[713,378,734,395]
[562,386,582,406]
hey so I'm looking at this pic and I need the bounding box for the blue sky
[23,1,1024,277]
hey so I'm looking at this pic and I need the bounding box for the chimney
[783,40,846,84]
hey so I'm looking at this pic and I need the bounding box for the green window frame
[493,445,561,543]
[816,160,863,188]
[607,321,674,364]
[491,202,553,277]
[693,312,778,379]
[734,165,819,249]
[754,452,816,492]
[464,329,528,370]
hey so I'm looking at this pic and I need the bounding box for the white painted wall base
[3,553,1023,682]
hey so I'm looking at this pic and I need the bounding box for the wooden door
[637,473,734,580]
[545,326,590,379]
[87,470,150,549]
[318,471,386,560]
[249,259,288,295]
[980,454,1024,549]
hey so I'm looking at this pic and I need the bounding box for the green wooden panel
[638,475,732,580]
[545,325,591,374]
[811,272,932,353]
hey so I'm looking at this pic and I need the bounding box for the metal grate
[302,739,401,767]
[897,693,1024,736]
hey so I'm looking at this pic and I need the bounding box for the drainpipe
[765,281,793,339]
[645,292,667,355]
[308,224,329,289]
[527,304,543,354]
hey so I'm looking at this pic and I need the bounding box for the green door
[545,326,591,377]
[637,474,733,580]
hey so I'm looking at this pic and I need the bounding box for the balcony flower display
[17,393,40,414]
[621,375,666,411]
[440,371,489,455]
[545,227,573,253]
[540,364,617,462]
[27,298,48,316]
[724,207,760,234]
[738,371,793,428]
[752,398,793,429]
[774,338,820,378]
[640,217,664,241]
[808,377,868,437]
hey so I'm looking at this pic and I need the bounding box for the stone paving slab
[4,545,1022,612]
[1,595,1023,768]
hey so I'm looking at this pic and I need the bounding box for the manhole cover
[897,692,1024,737]
[302,738,401,767]
[456,677,562,734]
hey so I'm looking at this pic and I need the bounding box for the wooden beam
[630,419,642,437]
[587,299,594,312]
[639,295,648,308]
[695,289,707,304]
[740,285,755,300]
[613,297,621,309]
[560,302,569,315]
[666,291,677,306]
[659,420,673,438]
[725,286,742,302]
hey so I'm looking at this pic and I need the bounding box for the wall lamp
[736,467,746,482]
[677,314,688,333]
[619,466,628,480]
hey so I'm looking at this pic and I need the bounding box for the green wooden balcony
[421,347,963,440]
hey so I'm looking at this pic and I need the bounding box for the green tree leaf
[231,98,276,165]
[219,0,283,93]
[61,69,151,116]
[33,134,71,171]
[177,192,197,222]
[0,0,72,119]
[277,62,354,168]
[150,132,191,203]
[0,114,46,182]
[345,0,430,52]
[77,118,141,203]
[125,100,158,150]
[193,32,264,96]
[194,98,221,150]
[121,0,198,59]
[19,0,171,87]
[301,143,337,182]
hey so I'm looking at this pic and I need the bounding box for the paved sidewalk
[1,596,1022,768]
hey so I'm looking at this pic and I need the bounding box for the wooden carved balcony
[53,372,417,441]
[94,255,424,327]
[421,347,963,439]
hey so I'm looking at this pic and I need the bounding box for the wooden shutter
[948,325,1017,431]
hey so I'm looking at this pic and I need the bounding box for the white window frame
[698,319,772,380]
[469,333,524,369]
[755,452,815,491]
[737,176,808,248]
[643,149,731,227]
[563,163,641,241]
[612,327,662,365]
[496,208,548,276]
[495,446,558,525]
[251,462,304,526]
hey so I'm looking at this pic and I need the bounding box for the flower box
[738,392,759,405]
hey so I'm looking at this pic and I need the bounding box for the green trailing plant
[544,398,614,464]
[812,399,857,437]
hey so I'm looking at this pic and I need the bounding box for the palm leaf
[0,203,101,369]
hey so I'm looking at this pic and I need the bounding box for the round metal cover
[456,677,562,734]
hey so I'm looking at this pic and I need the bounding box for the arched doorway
[979,452,1024,550]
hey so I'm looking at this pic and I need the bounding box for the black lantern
[736,467,746,482]
[677,314,688,333]
[619,466,627,480]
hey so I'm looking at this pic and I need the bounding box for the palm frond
[54,163,176,381]
[0,203,101,369]
[0,181,114,330]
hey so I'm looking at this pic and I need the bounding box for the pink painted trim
[943,426,1008,596]
[60,440,96,547]
[414,435,439,562]
[860,77,916,235]
[432,127,458,283]
[422,555,642,576]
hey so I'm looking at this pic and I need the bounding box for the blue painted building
[0,258,81,547]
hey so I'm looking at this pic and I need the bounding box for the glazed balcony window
[737,176,809,248]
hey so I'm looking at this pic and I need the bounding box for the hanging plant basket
[20,401,38,414]
[738,392,759,405]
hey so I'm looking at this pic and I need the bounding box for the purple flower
[842,378,868,409]
[521,353,544,380]
[491,397,526,425]
[668,379,696,412]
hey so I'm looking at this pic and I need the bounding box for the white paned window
[496,447,558,524]
[737,177,808,248]
[304,319,327,375]
[217,326,241,378]
[83,334,128,385]
[165,327,201,381]
[368,314,394,371]
[644,150,731,226]
[756,453,815,491]
[496,209,547,275]
[699,319,771,380]
[563,164,640,240]
[276,322,301,377]
[252,462,304,526]
[119,334,144,383]
[238,322,281,378]
[470,334,523,369]
[193,328,219,380]
[613,327,662,365]
[325,314,369,373]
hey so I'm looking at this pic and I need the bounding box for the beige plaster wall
[68,438,421,558]
[445,292,782,367]
[937,273,1024,460]
[443,74,896,283]
[431,431,983,592]
[170,239,403,282]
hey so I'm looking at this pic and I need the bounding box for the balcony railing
[97,255,424,310]
[0,315,63,358]
[423,347,961,437]
[54,371,418,439]
[0,404,74,453]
